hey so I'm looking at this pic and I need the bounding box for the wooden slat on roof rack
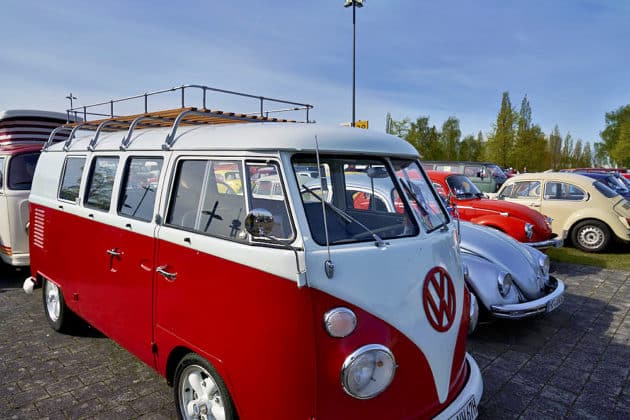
[65,107,298,132]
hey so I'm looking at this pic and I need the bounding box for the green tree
[485,92,517,167]
[441,116,461,159]
[560,133,574,168]
[600,104,630,167]
[547,125,562,170]
[581,143,594,167]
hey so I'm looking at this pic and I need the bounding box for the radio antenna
[315,135,334,278]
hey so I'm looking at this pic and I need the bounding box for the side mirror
[245,208,274,237]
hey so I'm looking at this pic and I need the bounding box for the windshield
[487,164,507,179]
[292,155,426,245]
[445,174,483,198]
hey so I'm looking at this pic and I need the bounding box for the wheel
[42,278,77,333]
[571,220,611,253]
[174,353,237,420]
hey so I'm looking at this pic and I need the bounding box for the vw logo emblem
[422,267,456,332]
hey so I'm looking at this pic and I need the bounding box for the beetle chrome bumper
[490,276,565,319]
[526,237,563,250]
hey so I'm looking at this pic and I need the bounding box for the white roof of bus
[47,123,419,157]
[0,109,70,121]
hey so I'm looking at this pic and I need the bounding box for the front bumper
[490,276,565,319]
[526,237,563,250]
[434,353,483,420]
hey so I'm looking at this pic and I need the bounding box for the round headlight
[341,344,396,399]
[324,307,357,338]
[498,271,513,297]
[524,223,534,240]
[538,254,550,277]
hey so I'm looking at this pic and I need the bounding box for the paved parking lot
[1,262,629,419]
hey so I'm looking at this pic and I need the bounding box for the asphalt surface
[1,262,629,419]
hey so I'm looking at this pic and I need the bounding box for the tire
[174,353,237,420]
[571,220,611,253]
[42,278,77,333]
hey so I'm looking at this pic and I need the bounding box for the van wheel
[43,279,76,333]
[174,354,237,420]
[571,220,611,253]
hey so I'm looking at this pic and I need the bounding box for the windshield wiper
[301,184,387,248]
[398,178,445,232]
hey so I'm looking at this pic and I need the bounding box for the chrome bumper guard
[490,276,565,319]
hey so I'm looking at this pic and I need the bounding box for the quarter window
[85,156,119,211]
[0,157,5,189]
[58,157,86,202]
[544,182,586,201]
[118,157,163,222]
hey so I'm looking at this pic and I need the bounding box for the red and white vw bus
[0,110,70,266]
[27,85,482,419]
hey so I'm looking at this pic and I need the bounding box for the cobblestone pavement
[1,262,629,419]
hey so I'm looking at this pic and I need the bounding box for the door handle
[106,248,121,257]
[530,203,541,208]
[156,266,177,281]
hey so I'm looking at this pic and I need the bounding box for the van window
[85,156,120,211]
[247,162,294,240]
[118,157,163,222]
[58,157,86,202]
[0,157,5,188]
[8,152,40,190]
[167,160,248,241]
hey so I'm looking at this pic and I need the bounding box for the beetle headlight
[538,254,550,281]
[324,307,357,338]
[498,271,513,297]
[341,344,396,399]
[524,223,534,240]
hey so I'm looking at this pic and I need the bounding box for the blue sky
[1,0,628,144]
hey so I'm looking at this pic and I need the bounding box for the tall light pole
[65,93,77,110]
[344,0,363,127]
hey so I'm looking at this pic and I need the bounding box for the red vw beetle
[428,171,563,250]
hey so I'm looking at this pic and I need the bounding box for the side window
[167,160,248,241]
[509,181,540,198]
[58,157,86,202]
[118,157,163,222]
[85,156,119,211]
[544,182,585,200]
[0,157,5,188]
[247,162,294,239]
[8,152,40,190]
[464,166,482,178]
[498,183,513,199]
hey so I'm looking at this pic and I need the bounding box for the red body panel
[428,171,553,243]
[309,288,470,419]
[153,235,318,419]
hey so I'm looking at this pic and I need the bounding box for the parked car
[26,85,482,420]
[422,161,508,193]
[0,109,71,266]
[494,172,630,252]
[459,221,564,331]
[575,171,630,199]
[427,171,562,250]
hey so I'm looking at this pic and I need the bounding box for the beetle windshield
[292,155,421,245]
[445,174,483,199]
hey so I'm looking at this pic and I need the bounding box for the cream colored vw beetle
[494,172,630,252]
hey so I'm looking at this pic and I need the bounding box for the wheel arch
[165,346,193,386]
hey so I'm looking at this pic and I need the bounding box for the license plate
[449,396,478,420]
[547,295,564,313]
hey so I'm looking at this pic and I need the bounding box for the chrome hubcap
[179,365,225,420]
[578,226,604,249]
[45,281,60,322]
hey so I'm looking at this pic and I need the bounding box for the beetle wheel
[571,220,611,253]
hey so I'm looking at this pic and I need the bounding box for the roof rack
[44,84,314,151]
